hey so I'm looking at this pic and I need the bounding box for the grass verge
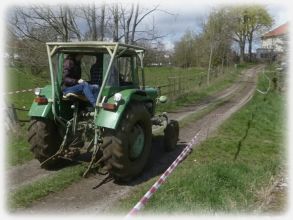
[6,123,34,166]
[115,65,286,214]
[8,165,85,210]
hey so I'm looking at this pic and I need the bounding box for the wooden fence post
[5,104,19,134]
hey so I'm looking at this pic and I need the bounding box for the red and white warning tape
[126,131,200,217]
[4,88,34,95]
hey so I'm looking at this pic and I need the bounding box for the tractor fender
[95,89,153,130]
[28,85,54,119]
[28,102,54,119]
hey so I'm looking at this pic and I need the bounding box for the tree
[7,3,171,74]
[229,5,272,63]
[8,6,83,73]
[173,30,196,67]
[81,4,97,41]
[120,3,134,44]
[80,3,107,41]
[204,8,234,84]
[229,6,249,63]
[100,3,106,41]
[11,6,83,42]
[111,3,119,42]
[245,6,272,61]
[173,8,234,69]
[118,3,165,44]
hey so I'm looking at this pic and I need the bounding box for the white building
[261,22,288,52]
[256,22,289,61]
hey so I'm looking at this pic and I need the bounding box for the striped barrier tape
[126,131,200,218]
[3,88,34,95]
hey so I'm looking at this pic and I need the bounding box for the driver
[62,54,99,107]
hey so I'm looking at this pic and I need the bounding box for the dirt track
[8,65,264,215]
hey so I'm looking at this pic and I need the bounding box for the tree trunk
[91,3,97,41]
[248,39,252,62]
[131,3,139,44]
[100,4,105,41]
[68,9,81,41]
[248,32,253,62]
[207,44,213,86]
[125,4,134,44]
[221,56,225,74]
[113,4,119,42]
[239,41,245,63]
[61,6,69,42]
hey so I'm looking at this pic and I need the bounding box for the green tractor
[27,42,179,181]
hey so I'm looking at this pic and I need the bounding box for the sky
[136,0,290,50]
[2,0,289,52]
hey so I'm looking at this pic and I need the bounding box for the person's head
[66,53,83,62]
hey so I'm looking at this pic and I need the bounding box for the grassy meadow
[115,65,286,214]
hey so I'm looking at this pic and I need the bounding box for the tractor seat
[62,93,88,102]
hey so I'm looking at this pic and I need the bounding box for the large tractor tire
[101,102,152,181]
[27,118,62,169]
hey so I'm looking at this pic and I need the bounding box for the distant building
[256,22,289,61]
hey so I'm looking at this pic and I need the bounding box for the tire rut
[6,160,56,192]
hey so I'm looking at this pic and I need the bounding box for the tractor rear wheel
[101,102,152,181]
[27,118,62,169]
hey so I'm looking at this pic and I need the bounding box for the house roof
[262,22,289,38]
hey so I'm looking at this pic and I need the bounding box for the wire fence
[4,66,236,132]
[155,67,234,100]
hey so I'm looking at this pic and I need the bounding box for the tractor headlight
[114,93,123,102]
[34,88,42,96]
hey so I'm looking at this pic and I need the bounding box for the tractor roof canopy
[46,41,145,57]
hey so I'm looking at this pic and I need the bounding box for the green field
[6,67,50,120]
[115,65,286,214]
[6,65,240,167]
[6,65,232,118]
[144,66,236,98]
[145,66,204,86]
